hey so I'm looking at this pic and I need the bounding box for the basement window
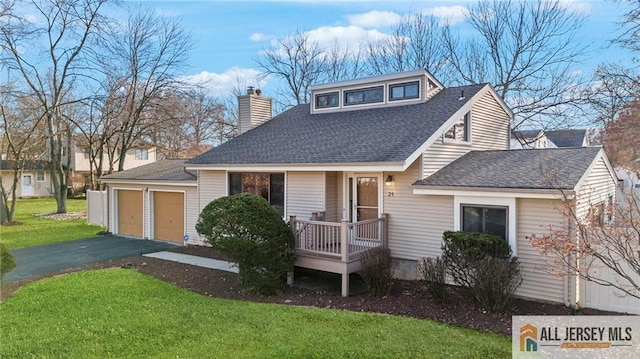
[315,92,339,109]
[389,81,419,101]
[229,173,285,216]
[344,86,384,106]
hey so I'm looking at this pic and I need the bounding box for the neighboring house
[511,128,593,149]
[615,167,640,202]
[64,141,157,181]
[510,129,549,149]
[100,70,621,310]
[0,160,54,197]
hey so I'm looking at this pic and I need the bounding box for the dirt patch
[1,245,619,337]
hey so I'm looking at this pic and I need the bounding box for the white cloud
[250,32,276,42]
[303,25,393,49]
[422,5,468,26]
[181,67,264,97]
[558,0,592,15]
[346,10,401,28]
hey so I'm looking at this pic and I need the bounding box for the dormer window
[445,112,470,142]
[344,86,383,106]
[389,81,419,101]
[315,92,339,108]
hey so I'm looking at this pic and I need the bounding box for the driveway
[2,236,177,283]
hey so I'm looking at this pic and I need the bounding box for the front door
[348,175,379,222]
[21,174,34,197]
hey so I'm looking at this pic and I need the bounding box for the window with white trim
[462,205,508,241]
[344,86,384,106]
[36,171,45,182]
[444,112,470,142]
[229,173,285,216]
[389,81,419,101]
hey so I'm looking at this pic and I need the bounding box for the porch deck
[289,214,388,296]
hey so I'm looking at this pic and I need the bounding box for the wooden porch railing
[290,214,388,262]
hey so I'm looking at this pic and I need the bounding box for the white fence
[581,260,640,314]
[86,190,107,226]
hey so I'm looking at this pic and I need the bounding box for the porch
[289,213,388,296]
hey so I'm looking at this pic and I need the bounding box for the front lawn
[0,198,104,249]
[0,269,511,358]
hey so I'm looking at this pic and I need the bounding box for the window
[462,205,508,241]
[36,171,45,181]
[315,92,339,108]
[135,149,148,160]
[229,173,285,216]
[344,86,383,106]
[389,81,419,101]
[444,112,470,142]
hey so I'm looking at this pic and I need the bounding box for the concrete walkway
[143,251,239,273]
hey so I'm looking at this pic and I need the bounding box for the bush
[359,247,394,297]
[196,193,296,295]
[441,231,522,313]
[419,257,447,304]
[1,243,16,278]
[472,256,522,313]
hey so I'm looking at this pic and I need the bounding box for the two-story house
[100,70,619,309]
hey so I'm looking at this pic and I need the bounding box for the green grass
[0,198,104,249]
[0,269,511,358]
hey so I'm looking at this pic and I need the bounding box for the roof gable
[187,83,493,168]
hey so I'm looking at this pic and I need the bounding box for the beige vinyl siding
[422,91,511,178]
[469,91,511,150]
[286,171,325,220]
[575,156,616,220]
[325,172,339,222]
[516,198,567,303]
[198,170,227,213]
[238,95,272,134]
[185,187,202,245]
[383,160,454,260]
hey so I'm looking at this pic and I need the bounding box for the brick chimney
[238,87,272,134]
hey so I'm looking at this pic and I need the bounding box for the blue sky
[129,0,633,97]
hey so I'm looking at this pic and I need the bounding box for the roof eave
[412,184,575,199]
[185,162,406,172]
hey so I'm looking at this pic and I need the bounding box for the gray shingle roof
[414,147,602,190]
[187,84,487,165]
[546,129,587,147]
[100,160,196,182]
[511,129,543,140]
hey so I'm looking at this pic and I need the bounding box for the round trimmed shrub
[196,193,295,295]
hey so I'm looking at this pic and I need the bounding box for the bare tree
[255,31,328,106]
[585,63,639,126]
[101,7,193,171]
[442,0,588,130]
[530,191,640,301]
[1,0,111,213]
[0,90,45,222]
[366,13,452,79]
[600,99,640,171]
[615,0,640,63]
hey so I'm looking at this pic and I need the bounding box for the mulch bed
[1,244,617,337]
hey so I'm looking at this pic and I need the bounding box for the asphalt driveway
[2,236,177,283]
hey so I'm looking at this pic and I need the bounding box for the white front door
[347,174,380,222]
[22,174,34,196]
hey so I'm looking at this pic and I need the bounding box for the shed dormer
[310,69,444,114]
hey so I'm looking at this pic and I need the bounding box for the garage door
[153,191,184,243]
[117,190,143,237]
